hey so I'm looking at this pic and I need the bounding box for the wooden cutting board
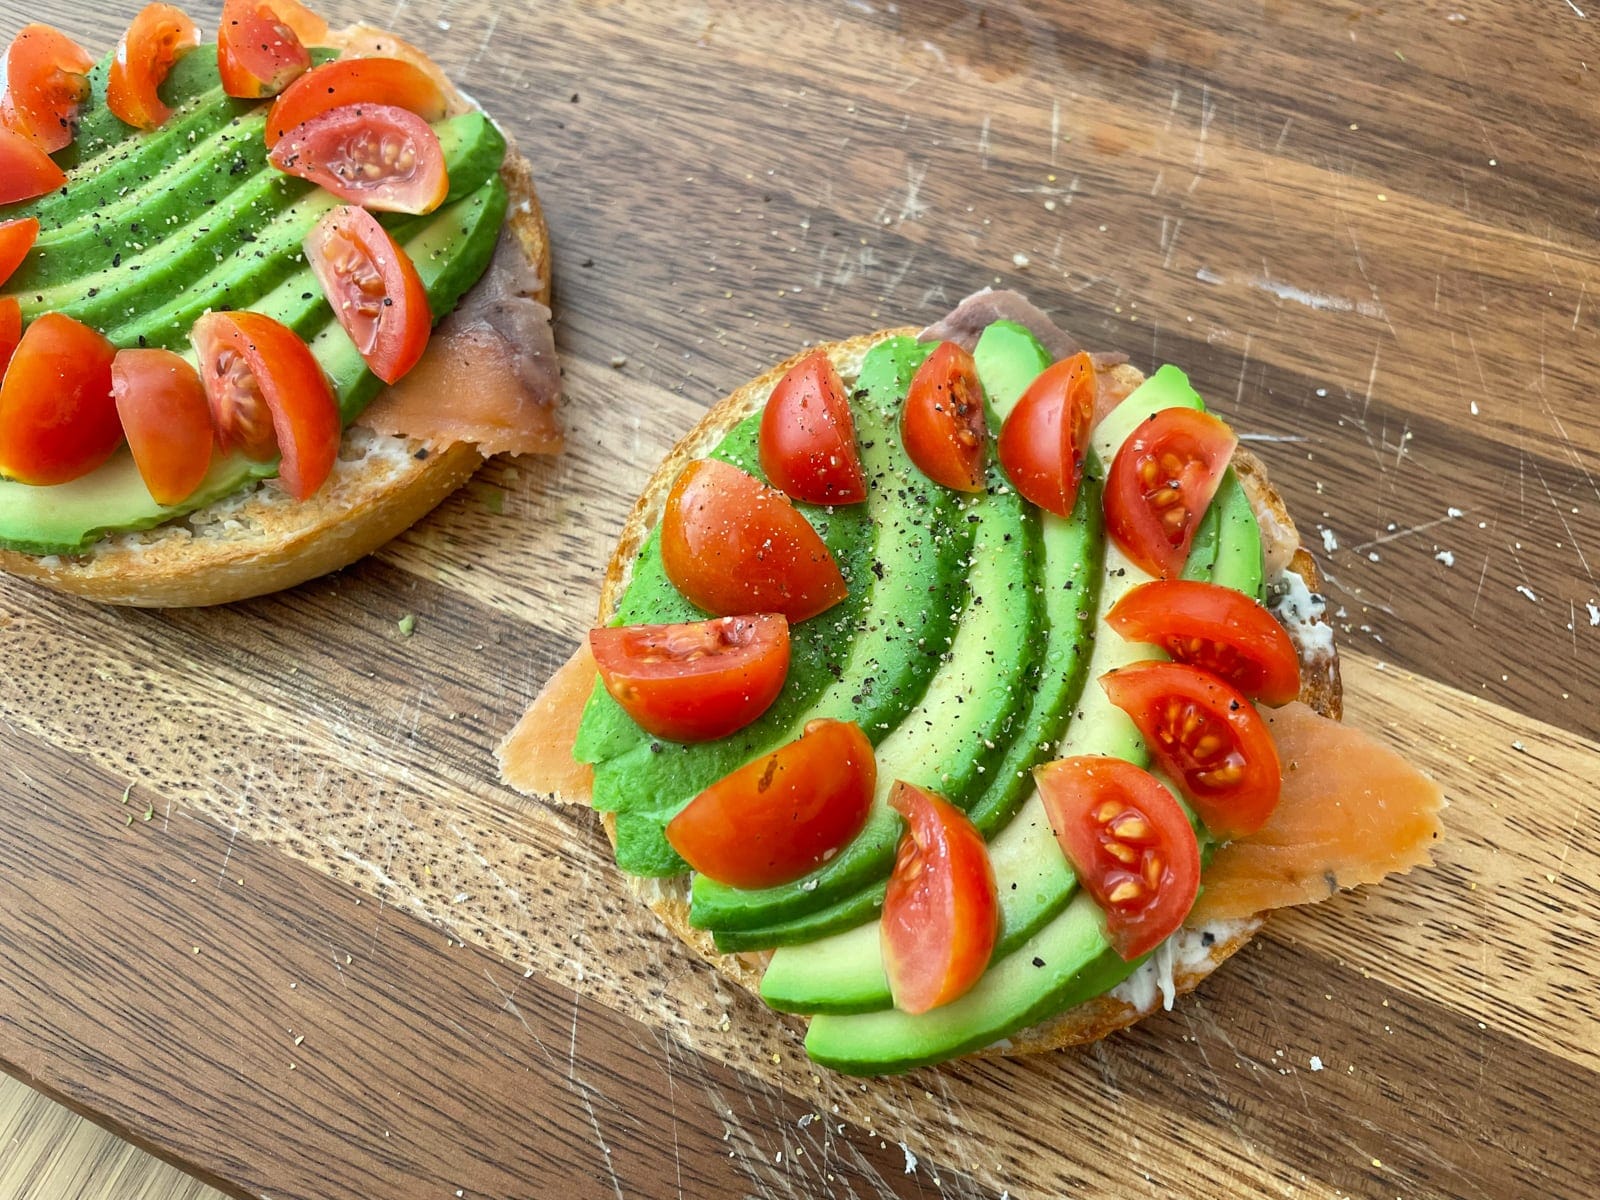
[1,0,1595,1196]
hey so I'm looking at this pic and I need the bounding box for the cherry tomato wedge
[1107,579,1301,706]
[106,4,201,131]
[0,216,39,287]
[591,613,790,743]
[0,24,92,152]
[1105,406,1237,578]
[1035,755,1200,961]
[268,104,447,215]
[305,205,431,385]
[661,458,848,623]
[758,351,866,505]
[216,0,311,99]
[0,298,19,376]
[0,313,119,486]
[191,310,339,501]
[901,340,988,492]
[111,348,214,506]
[881,781,999,1014]
[665,718,875,889]
[997,351,1096,518]
[0,125,65,204]
[1101,660,1282,839]
[265,57,448,149]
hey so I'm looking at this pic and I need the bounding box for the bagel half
[586,330,1343,1056]
[0,25,554,608]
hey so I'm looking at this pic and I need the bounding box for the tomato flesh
[997,351,1096,518]
[0,24,92,152]
[881,781,998,1014]
[191,310,339,500]
[1107,579,1301,706]
[268,103,448,215]
[217,0,311,99]
[107,3,201,130]
[268,0,328,46]
[591,613,790,743]
[0,298,19,376]
[111,348,215,506]
[0,125,66,204]
[757,351,866,505]
[305,205,431,384]
[660,457,848,623]
[1101,660,1281,839]
[1035,755,1201,961]
[0,216,39,287]
[901,340,988,492]
[265,57,448,148]
[0,313,119,485]
[1105,406,1236,578]
[665,718,875,889]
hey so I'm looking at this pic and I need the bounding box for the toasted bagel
[586,331,1342,1056]
[0,24,554,608]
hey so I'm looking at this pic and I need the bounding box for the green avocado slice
[704,321,1102,947]
[577,336,974,877]
[761,367,1264,1022]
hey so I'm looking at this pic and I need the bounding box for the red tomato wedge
[106,4,201,130]
[0,24,92,152]
[758,351,866,505]
[268,104,448,214]
[190,310,339,500]
[1102,660,1281,839]
[881,781,999,1014]
[997,351,1096,518]
[1106,579,1301,706]
[665,718,875,889]
[1105,406,1237,578]
[0,298,18,376]
[305,205,431,384]
[901,340,988,492]
[265,56,448,148]
[216,0,311,99]
[0,216,39,287]
[111,348,214,506]
[660,458,848,623]
[1035,755,1201,961]
[0,313,119,485]
[590,614,790,743]
[0,125,66,204]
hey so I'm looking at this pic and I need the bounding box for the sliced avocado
[578,336,974,877]
[709,322,1093,944]
[0,175,509,555]
[971,319,1053,418]
[16,112,502,343]
[762,367,1265,1019]
[803,893,1137,1075]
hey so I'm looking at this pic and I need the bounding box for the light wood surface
[0,0,1597,1198]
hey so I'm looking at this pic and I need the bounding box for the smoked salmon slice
[1188,701,1445,923]
[497,642,596,801]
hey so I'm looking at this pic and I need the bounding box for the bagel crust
[591,331,1343,1060]
[0,25,555,608]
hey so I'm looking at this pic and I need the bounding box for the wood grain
[1,0,1597,1197]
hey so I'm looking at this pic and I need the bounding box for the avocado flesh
[0,176,509,556]
[706,321,1101,945]
[576,336,974,877]
[0,47,509,556]
[763,368,1263,1027]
